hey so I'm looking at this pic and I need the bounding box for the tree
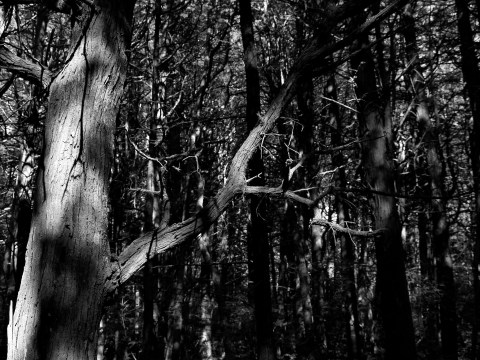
[350,10,417,359]
[0,0,440,358]
[239,0,275,359]
[455,0,480,358]
[7,1,135,358]
[403,4,458,359]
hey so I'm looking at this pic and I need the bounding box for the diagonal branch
[311,219,386,237]
[243,185,333,208]
[107,0,408,292]
[0,46,52,88]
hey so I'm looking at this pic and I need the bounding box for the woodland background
[0,0,477,359]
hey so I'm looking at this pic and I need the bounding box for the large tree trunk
[8,1,134,359]
[351,27,417,360]
[454,1,480,359]
[239,0,275,359]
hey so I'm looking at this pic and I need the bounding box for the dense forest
[0,0,477,359]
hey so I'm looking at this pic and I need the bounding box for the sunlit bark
[8,1,135,359]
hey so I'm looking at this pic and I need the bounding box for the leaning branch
[312,219,386,237]
[0,46,52,88]
[243,185,333,208]
[107,0,409,293]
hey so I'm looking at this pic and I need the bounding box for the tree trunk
[454,1,480,359]
[239,0,275,359]
[295,70,319,357]
[165,258,185,360]
[326,75,364,360]
[8,1,134,359]
[351,29,417,360]
[402,5,458,359]
[142,0,165,357]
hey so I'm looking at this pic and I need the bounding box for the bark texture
[8,1,134,359]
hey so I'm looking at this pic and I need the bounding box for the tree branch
[0,46,52,88]
[311,219,386,237]
[0,0,81,14]
[106,0,408,292]
[243,185,333,208]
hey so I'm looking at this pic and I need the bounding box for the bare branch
[0,46,51,88]
[107,0,409,292]
[243,185,333,208]
[312,219,386,237]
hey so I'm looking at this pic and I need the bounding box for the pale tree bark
[7,1,135,359]
[5,0,47,312]
[6,141,34,304]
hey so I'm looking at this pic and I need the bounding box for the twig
[311,219,385,237]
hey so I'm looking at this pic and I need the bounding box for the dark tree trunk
[142,1,164,357]
[278,204,297,356]
[239,0,275,359]
[295,73,317,357]
[326,75,364,360]
[403,5,458,359]
[351,28,417,360]
[7,1,135,359]
[454,1,480,359]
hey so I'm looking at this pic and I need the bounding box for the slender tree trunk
[455,1,480,359]
[326,75,364,360]
[97,316,106,360]
[278,206,297,356]
[294,69,323,357]
[8,1,135,359]
[163,136,185,360]
[295,73,314,349]
[351,29,417,360]
[165,257,185,360]
[239,0,275,358]
[142,1,166,357]
[0,258,8,359]
[403,5,458,359]
[3,6,46,350]
[6,142,33,305]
